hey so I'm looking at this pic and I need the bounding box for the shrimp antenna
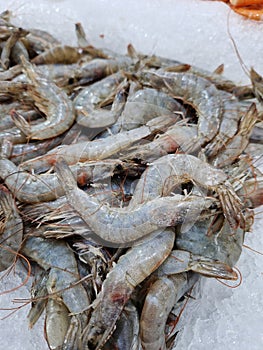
[227,10,250,77]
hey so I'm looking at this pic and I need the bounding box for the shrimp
[156,248,238,280]
[103,301,141,350]
[11,57,75,140]
[110,84,185,133]
[81,229,175,350]
[250,67,263,103]
[129,153,243,229]
[10,134,65,164]
[0,153,121,203]
[74,72,126,128]
[0,27,29,69]
[0,186,23,271]
[212,103,260,167]
[45,297,71,350]
[20,115,178,173]
[31,45,82,65]
[56,158,214,246]
[140,272,198,350]
[139,69,223,143]
[22,235,90,314]
[175,216,245,269]
[76,56,132,86]
[22,28,60,55]
[121,123,200,163]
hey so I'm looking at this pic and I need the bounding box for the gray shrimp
[129,153,243,229]
[109,84,185,134]
[81,229,175,350]
[20,115,177,173]
[56,158,213,246]
[139,69,222,143]
[103,301,141,350]
[10,134,65,164]
[22,28,60,55]
[77,56,132,86]
[204,97,258,159]
[22,235,90,314]
[212,103,260,167]
[121,123,200,163]
[140,272,198,350]
[175,215,245,269]
[0,154,121,203]
[74,72,126,128]
[11,57,75,140]
[0,186,23,271]
[0,27,29,69]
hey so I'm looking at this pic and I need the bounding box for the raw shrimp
[111,84,185,133]
[121,123,200,163]
[250,67,263,103]
[76,56,132,86]
[0,153,121,203]
[0,109,39,132]
[74,72,126,128]
[22,235,90,314]
[0,27,29,69]
[175,216,245,268]
[140,272,198,350]
[102,301,141,350]
[11,57,75,140]
[31,45,82,65]
[129,153,243,229]
[156,248,238,280]
[20,115,177,173]
[45,297,70,350]
[56,158,213,246]
[203,94,254,158]
[81,229,175,350]
[139,69,222,142]
[22,28,60,55]
[0,186,23,271]
[10,134,65,164]
[212,103,260,167]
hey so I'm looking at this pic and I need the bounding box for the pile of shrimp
[0,9,262,350]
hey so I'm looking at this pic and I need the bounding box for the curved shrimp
[74,72,126,128]
[55,158,214,247]
[11,57,75,140]
[139,69,223,143]
[212,103,260,167]
[129,153,243,229]
[112,85,185,133]
[81,229,175,350]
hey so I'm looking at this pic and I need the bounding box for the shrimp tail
[55,158,78,191]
